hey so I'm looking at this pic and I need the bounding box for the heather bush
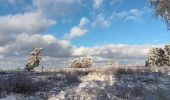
[65,73,81,85]
[70,56,93,68]
[0,73,46,97]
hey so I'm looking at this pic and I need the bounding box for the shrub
[70,56,93,68]
[115,67,136,75]
[0,73,46,97]
[65,73,81,85]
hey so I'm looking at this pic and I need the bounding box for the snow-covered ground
[1,67,170,100]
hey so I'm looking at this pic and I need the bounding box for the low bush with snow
[0,73,46,98]
[70,56,93,68]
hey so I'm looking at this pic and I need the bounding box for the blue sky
[0,0,169,68]
[46,0,170,47]
[0,0,169,46]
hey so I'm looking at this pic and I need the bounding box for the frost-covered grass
[1,66,170,99]
[0,70,82,99]
[48,66,170,100]
[37,66,158,75]
[0,72,46,98]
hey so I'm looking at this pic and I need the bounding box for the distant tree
[145,45,170,66]
[164,45,170,65]
[149,0,170,29]
[107,59,114,66]
[25,48,43,71]
[145,48,165,66]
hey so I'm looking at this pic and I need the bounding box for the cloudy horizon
[0,0,170,69]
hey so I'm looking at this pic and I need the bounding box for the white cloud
[0,34,15,46]
[125,9,144,22]
[0,11,56,34]
[62,18,72,24]
[73,44,162,60]
[93,0,103,9]
[110,0,123,5]
[0,11,57,47]
[65,17,89,39]
[0,33,74,57]
[110,11,127,19]
[0,32,75,69]
[0,35,164,68]
[79,17,89,27]
[92,14,110,28]
[65,27,88,39]
[32,0,82,16]
[72,44,164,66]
[6,0,17,5]
[0,1,163,68]
[110,9,144,22]
[1,32,158,63]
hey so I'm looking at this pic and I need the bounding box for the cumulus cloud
[0,35,163,68]
[65,17,89,39]
[0,33,75,69]
[0,0,87,69]
[0,33,74,57]
[0,34,15,46]
[92,14,110,28]
[0,11,56,34]
[0,0,161,68]
[73,44,158,60]
[71,44,164,66]
[32,0,82,16]
[0,11,57,47]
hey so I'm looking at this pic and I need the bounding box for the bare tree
[149,0,170,29]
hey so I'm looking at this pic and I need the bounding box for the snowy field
[0,66,170,100]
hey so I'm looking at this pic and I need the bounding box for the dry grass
[1,66,170,99]
[45,66,149,75]
[0,73,46,97]
[32,65,170,77]
[64,73,81,85]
